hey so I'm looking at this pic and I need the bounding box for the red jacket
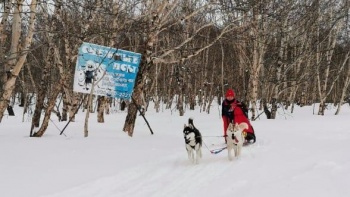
[222,99,254,136]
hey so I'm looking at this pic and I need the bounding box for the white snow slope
[1,102,350,197]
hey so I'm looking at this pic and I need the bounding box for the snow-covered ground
[1,102,350,197]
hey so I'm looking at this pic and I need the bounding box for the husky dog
[226,122,248,161]
[183,118,202,164]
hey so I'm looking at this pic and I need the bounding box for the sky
[0,101,350,197]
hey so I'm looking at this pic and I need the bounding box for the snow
[1,102,350,197]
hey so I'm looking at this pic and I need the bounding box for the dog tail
[188,118,194,126]
[188,118,202,143]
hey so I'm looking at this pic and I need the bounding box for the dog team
[183,89,256,164]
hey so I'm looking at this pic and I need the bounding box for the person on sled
[221,89,256,144]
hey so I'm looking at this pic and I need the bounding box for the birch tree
[0,0,38,122]
[270,7,290,119]
[335,2,350,115]
[334,51,350,114]
[248,2,269,121]
[316,2,346,115]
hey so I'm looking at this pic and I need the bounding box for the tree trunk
[123,1,170,136]
[0,0,37,122]
[335,53,350,115]
[249,5,267,121]
[178,94,184,116]
[271,15,288,119]
[105,98,110,115]
[0,0,11,86]
[83,81,96,137]
[97,96,105,123]
[123,41,153,136]
[32,82,63,137]
[32,28,69,136]
[153,62,161,113]
[30,46,53,135]
[166,65,175,110]
[61,93,68,121]
[316,7,342,115]
[69,93,82,122]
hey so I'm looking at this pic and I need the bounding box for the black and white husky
[183,118,202,164]
[226,122,248,161]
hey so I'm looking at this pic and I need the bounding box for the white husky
[226,122,248,161]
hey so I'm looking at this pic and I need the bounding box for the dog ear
[227,123,233,130]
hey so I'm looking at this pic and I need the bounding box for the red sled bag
[233,104,256,143]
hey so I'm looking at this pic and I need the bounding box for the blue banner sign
[73,42,141,99]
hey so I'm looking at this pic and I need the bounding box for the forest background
[0,0,349,137]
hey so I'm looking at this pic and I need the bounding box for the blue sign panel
[73,42,141,99]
